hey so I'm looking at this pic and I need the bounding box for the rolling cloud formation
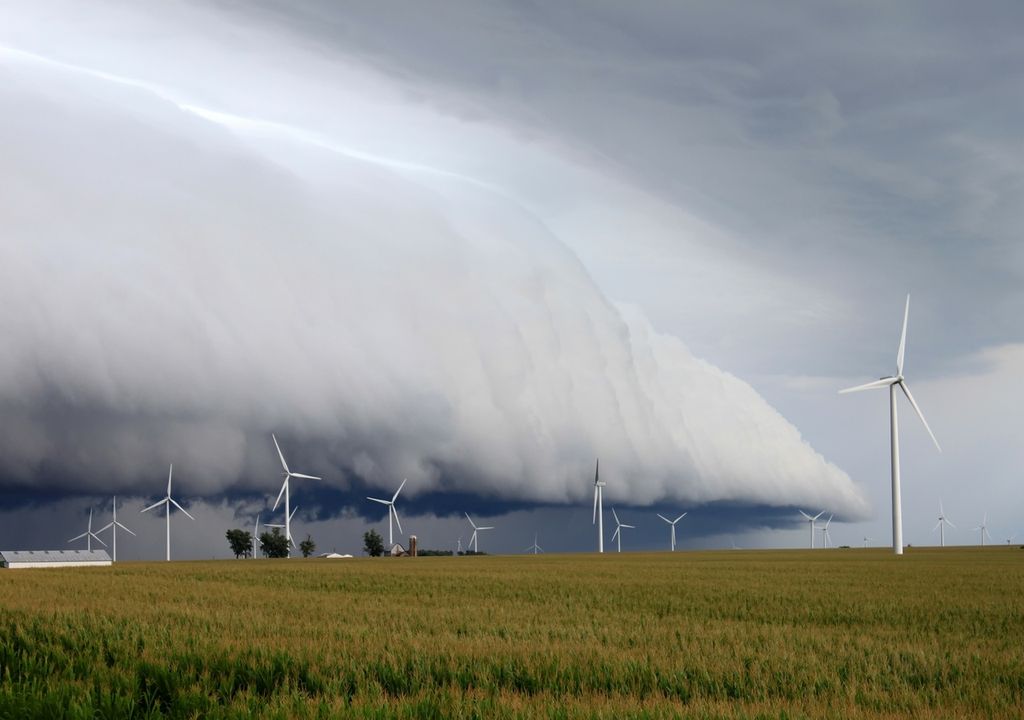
[0,2,868,518]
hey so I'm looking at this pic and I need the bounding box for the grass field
[0,547,1021,719]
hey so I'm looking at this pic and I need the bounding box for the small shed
[0,549,112,569]
[389,543,408,557]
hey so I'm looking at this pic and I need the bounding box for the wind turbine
[524,533,543,555]
[840,294,941,555]
[249,516,260,561]
[140,465,194,562]
[973,514,992,546]
[592,459,605,553]
[863,536,872,548]
[657,512,687,551]
[610,508,634,553]
[819,514,834,548]
[465,513,494,553]
[933,500,955,547]
[799,510,824,549]
[1006,533,1018,545]
[97,496,135,562]
[366,478,407,546]
[68,507,106,552]
[271,434,321,557]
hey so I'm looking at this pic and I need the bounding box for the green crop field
[0,548,1021,719]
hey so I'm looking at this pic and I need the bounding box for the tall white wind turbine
[97,496,135,562]
[525,533,543,555]
[68,507,106,552]
[610,508,634,553]
[657,512,687,551]
[140,465,194,562]
[465,513,494,553]
[799,510,824,549]
[271,434,321,557]
[973,514,992,546]
[251,514,260,559]
[592,459,605,553]
[840,294,941,556]
[367,478,407,546]
[819,514,834,548]
[933,500,955,547]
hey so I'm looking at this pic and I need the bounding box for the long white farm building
[0,549,112,569]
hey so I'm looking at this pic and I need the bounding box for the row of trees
[225,528,316,559]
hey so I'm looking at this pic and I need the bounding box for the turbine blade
[657,514,671,524]
[97,522,114,534]
[289,473,321,480]
[933,520,942,532]
[272,433,290,474]
[392,506,403,535]
[594,458,599,485]
[611,527,619,541]
[116,522,137,536]
[799,510,812,520]
[289,506,297,521]
[273,479,288,511]
[839,377,896,394]
[946,519,956,529]
[612,508,620,525]
[67,532,88,543]
[167,464,173,496]
[898,381,941,451]
[675,513,687,523]
[367,497,390,505]
[392,478,407,503]
[140,499,166,514]
[813,511,825,521]
[897,294,909,375]
[621,524,635,529]
[592,487,598,524]
[465,513,476,530]
[824,514,833,529]
[478,526,494,531]
[90,533,107,547]
[170,498,195,520]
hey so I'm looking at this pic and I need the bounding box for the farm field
[0,548,1022,719]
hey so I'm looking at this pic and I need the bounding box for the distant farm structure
[0,549,112,569]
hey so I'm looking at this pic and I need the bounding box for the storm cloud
[0,1,868,521]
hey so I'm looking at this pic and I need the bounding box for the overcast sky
[1,1,1021,558]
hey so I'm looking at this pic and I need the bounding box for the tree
[363,529,384,557]
[299,535,316,558]
[259,528,290,558]
[225,529,252,559]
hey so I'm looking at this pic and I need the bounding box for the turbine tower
[592,459,605,553]
[465,513,494,553]
[251,514,260,559]
[97,496,136,562]
[973,514,992,546]
[524,533,543,555]
[140,465,195,562]
[840,294,941,555]
[657,512,687,551]
[819,514,834,548]
[933,500,955,547]
[367,478,407,546]
[271,434,321,557]
[799,510,824,549]
[610,508,634,553]
[68,507,106,552]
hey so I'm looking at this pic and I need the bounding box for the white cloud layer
[0,2,867,518]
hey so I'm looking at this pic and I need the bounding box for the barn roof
[0,549,112,564]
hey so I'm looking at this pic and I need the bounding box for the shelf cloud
[0,2,868,520]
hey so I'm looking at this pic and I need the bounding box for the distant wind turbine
[933,500,955,547]
[862,536,872,548]
[140,464,194,562]
[819,514,834,548]
[799,510,824,549]
[840,294,941,555]
[657,512,687,551]
[592,459,605,553]
[1006,534,1017,545]
[271,434,321,557]
[68,507,106,552]
[97,496,135,562]
[524,533,543,555]
[610,508,634,553]
[251,514,260,559]
[367,478,407,546]
[973,514,992,546]
[465,513,494,553]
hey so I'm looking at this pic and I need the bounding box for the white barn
[0,549,112,569]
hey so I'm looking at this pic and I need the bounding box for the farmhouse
[0,549,112,569]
